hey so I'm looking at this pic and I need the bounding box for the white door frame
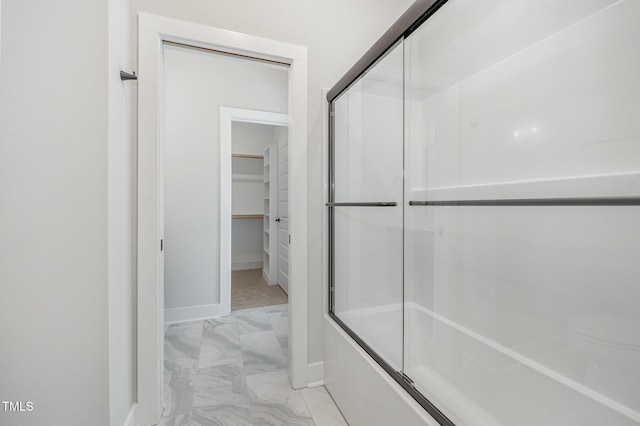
[137,13,308,425]
[219,107,289,314]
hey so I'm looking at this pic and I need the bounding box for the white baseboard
[307,361,324,387]
[232,260,263,271]
[164,303,222,324]
[123,403,137,426]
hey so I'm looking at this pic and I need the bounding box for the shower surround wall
[326,1,640,425]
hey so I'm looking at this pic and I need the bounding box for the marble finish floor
[231,269,288,311]
[162,304,348,425]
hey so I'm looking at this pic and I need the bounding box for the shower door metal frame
[326,2,453,423]
[328,0,640,425]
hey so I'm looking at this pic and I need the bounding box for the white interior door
[263,144,279,285]
[276,127,289,294]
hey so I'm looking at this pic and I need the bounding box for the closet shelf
[232,153,264,159]
[232,214,263,219]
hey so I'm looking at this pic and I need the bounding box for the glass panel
[405,206,640,425]
[334,206,403,369]
[333,43,404,203]
[405,1,640,425]
[404,0,639,200]
[331,41,404,370]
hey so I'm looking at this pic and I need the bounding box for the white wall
[163,45,287,312]
[232,121,276,156]
[108,0,136,424]
[232,122,275,271]
[0,0,112,425]
[135,0,414,364]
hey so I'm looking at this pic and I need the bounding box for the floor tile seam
[265,311,283,332]
[240,336,288,367]
[198,316,242,372]
[166,322,197,329]
[162,396,194,419]
[234,306,268,314]
[244,369,313,421]
[164,355,201,371]
[239,329,279,344]
[237,328,275,337]
[238,329,279,342]
[247,399,314,423]
[238,312,271,324]
[244,367,289,381]
[196,319,205,371]
[201,323,242,345]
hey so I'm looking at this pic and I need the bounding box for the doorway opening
[162,42,288,322]
[137,13,308,425]
[161,41,292,419]
[229,119,290,311]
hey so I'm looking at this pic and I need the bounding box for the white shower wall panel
[405,0,640,195]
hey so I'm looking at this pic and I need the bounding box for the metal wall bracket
[120,71,138,81]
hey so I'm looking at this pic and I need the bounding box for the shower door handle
[408,197,640,207]
[325,202,398,207]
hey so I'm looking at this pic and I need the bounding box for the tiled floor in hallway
[162,304,348,425]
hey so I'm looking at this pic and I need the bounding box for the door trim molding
[137,13,308,425]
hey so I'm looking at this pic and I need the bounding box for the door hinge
[289,234,291,244]
[160,239,164,252]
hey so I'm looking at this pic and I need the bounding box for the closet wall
[232,122,276,271]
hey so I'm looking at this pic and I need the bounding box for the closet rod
[409,197,640,207]
[232,214,264,219]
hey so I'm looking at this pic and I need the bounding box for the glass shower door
[403,1,640,425]
[329,41,404,370]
